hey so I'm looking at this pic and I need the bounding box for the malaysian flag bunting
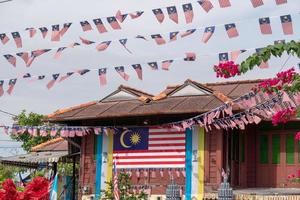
[98,68,107,86]
[151,34,166,45]
[119,39,132,54]
[250,0,264,7]
[0,33,9,45]
[115,66,129,81]
[225,23,239,38]
[135,35,147,40]
[46,74,60,89]
[27,49,51,67]
[129,11,144,19]
[113,161,119,200]
[162,60,173,70]
[256,48,269,68]
[79,36,95,45]
[115,10,128,23]
[169,31,179,42]
[148,62,158,70]
[38,75,46,80]
[51,25,60,41]
[7,79,17,95]
[11,32,22,48]
[274,39,285,44]
[22,73,31,79]
[113,127,186,168]
[68,42,80,48]
[132,64,143,80]
[218,0,231,8]
[4,54,16,67]
[0,80,4,97]
[96,41,111,51]
[152,8,165,23]
[80,20,93,32]
[16,52,29,65]
[181,29,196,38]
[53,47,67,59]
[182,3,194,24]
[77,69,90,76]
[202,26,215,43]
[58,72,74,83]
[280,14,293,35]
[107,17,121,30]
[230,49,246,61]
[167,6,178,24]
[275,0,287,5]
[93,18,107,33]
[39,27,48,38]
[219,52,229,63]
[259,17,272,34]
[198,0,214,13]
[25,28,37,38]
[60,23,72,37]
[184,52,196,61]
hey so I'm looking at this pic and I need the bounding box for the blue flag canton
[113,127,149,151]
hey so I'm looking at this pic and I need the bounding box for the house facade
[47,79,300,199]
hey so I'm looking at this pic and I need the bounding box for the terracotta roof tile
[31,137,67,152]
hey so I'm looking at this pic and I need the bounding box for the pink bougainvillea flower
[271,107,296,126]
[214,61,241,78]
[295,131,300,141]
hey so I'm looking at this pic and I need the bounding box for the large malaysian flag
[113,127,185,169]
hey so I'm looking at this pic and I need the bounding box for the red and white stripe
[113,127,185,168]
[113,162,120,200]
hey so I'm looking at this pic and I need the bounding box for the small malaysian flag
[280,14,293,35]
[25,28,37,38]
[93,18,107,33]
[39,27,48,38]
[250,0,264,7]
[80,20,93,32]
[167,6,178,24]
[182,3,194,24]
[230,49,246,61]
[16,52,29,65]
[259,17,272,34]
[98,68,107,86]
[256,48,269,68]
[132,64,143,80]
[60,23,72,37]
[115,10,128,23]
[79,36,95,45]
[46,74,60,89]
[53,47,67,59]
[219,52,229,63]
[169,31,179,42]
[152,8,165,23]
[181,29,196,38]
[148,62,158,70]
[68,42,80,48]
[0,80,4,97]
[7,79,17,95]
[22,73,31,79]
[113,161,119,200]
[275,0,287,5]
[119,39,132,54]
[58,72,74,83]
[115,66,129,81]
[107,17,121,30]
[51,25,60,41]
[202,26,215,43]
[218,0,231,7]
[96,41,111,51]
[184,52,196,61]
[77,69,90,76]
[198,0,214,13]
[11,32,22,48]
[26,49,51,67]
[135,35,147,40]
[162,60,173,70]
[274,39,285,44]
[129,11,144,19]
[225,23,239,38]
[0,33,9,45]
[151,34,166,45]
[4,54,16,67]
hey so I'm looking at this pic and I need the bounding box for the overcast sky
[0,0,299,156]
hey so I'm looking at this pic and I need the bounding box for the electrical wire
[0,109,17,117]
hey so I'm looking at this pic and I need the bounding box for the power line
[0,109,17,117]
[0,0,13,3]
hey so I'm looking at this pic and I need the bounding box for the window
[260,135,268,164]
[286,134,295,164]
[272,134,280,164]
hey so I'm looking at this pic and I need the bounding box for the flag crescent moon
[120,130,132,148]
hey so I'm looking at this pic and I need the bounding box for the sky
[0,0,299,156]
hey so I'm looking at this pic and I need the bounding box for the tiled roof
[31,137,68,152]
